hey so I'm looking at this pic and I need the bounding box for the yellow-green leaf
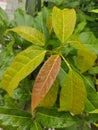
[70,36,97,73]
[2,46,46,96]
[90,9,98,13]
[7,26,45,46]
[94,123,98,128]
[52,7,76,43]
[60,69,87,114]
[39,79,59,107]
[89,109,98,114]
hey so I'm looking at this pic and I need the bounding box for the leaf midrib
[37,112,71,120]
[40,55,59,93]
[8,50,46,89]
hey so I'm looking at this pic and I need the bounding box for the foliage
[0,0,98,129]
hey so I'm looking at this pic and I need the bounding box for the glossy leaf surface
[52,7,76,43]
[2,46,46,96]
[36,108,77,128]
[39,79,59,107]
[7,26,45,46]
[60,69,87,114]
[31,55,61,112]
[0,107,32,127]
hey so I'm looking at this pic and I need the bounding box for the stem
[61,54,71,70]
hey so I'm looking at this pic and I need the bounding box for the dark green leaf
[0,107,32,127]
[36,108,78,128]
[84,76,98,112]
[85,113,98,123]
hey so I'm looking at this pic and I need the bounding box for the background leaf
[7,26,45,46]
[36,108,78,128]
[52,7,76,43]
[58,67,67,86]
[12,9,34,26]
[2,46,46,96]
[0,7,9,24]
[84,76,98,112]
[79,32,98,55]
[60,69,87,114]
[31,55,61,112]
[70,36,97,73]
[32,7,50,40]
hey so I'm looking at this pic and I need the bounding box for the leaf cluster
[0,1,98,130]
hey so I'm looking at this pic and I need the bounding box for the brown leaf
[31,55,61,113]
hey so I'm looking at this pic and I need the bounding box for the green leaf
[0,40,15,88]
[0,7,9,23]
[85,113,98,123]
[84,76,98,112]
[0,125,17,130]
[70,36,97,73]
[52,7,76,43]
[79,32,98,54]
[39,79,59,107]
[85,99,96,112]
[7,26,45,46]
[13,9,34,26]
[89,109,98,114]
[89,66,98,75]
[0,107,32,127]
[58,67,67,86]
[63,122,91,130]
[90,9,98,13]
[84,44,98,55]
[60,69,87,114]
[30,122,42,130]
[79,32,98,45]
[36,108,77,128]
[75,21,87,34]
[31,55,61,112]
[2,46,46,96]
[33,7,50,39]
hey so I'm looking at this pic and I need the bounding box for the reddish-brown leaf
[31,55,61,113]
